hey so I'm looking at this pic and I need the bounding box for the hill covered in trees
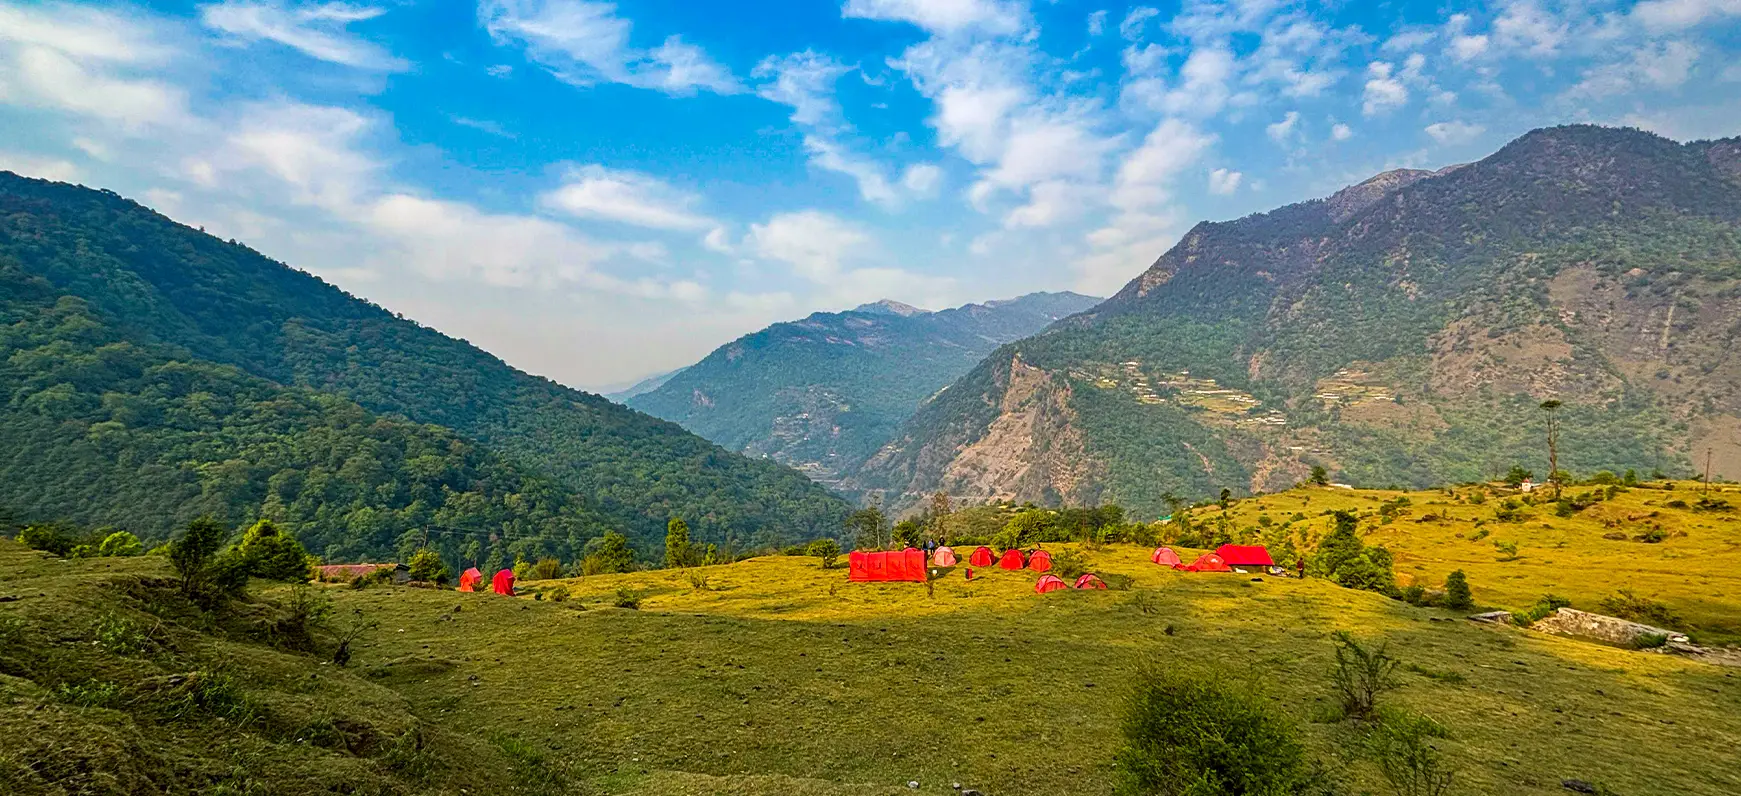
[0,172,849,563]
[628,292,1098,486]
[854,125,1741,518]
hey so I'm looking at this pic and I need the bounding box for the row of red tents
[1153,544,1274,573]
[457,567,517,595]
[848,545,1063,582]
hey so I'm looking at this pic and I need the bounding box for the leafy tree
[806,538,841,569]
[169,516,229,596]
[407,547,447,583]
[1332,631,1400,721]
[845,507,888,551]
[925,491,952,541]
[97,530,143,557]
[1442,570,1474,610]
[1503,465,1533,487]
[891,518,924,549]
[589,532,637,574]
[664,517,694,569]
[237,520,311,581]
[1309,465,1330,486]
[530,557,563,580]
[1311,511,1397,596]
[16,522,84,557]
[1219,488,1233,511]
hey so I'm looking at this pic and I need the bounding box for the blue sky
[2,0,1739,390]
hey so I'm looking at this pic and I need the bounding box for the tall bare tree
[1540,399,1563,499]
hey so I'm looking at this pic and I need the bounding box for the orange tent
[1151,547,1182,568]
[849,548,928,582]
[1034,574,1068,594]
[1074,573,1108,590]
[1028,549,1052,573]
[457,567,483,592]
[491,568,516,595]
[1183,553,1231,573]
[969,546,994,567]
[998,549,1026,570]
[932,546,957,567]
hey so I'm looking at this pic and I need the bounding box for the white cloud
[804,136,900,206]
[753,50,848,127]
[1361,60,1409,116]
[746,210,868,282]
[1120,7,1160,40]
[1424,120,1485,146]
[200,1,407,71]
[486,63,513,77]
[1087,9,1108,36]
[0,4,190,130]
[1633,0,1741,32]
[479,0,740,95]
[1570,41,1700,98]
[1266,110,1299,144]
[1331,122,1353,141]
[901,163,943,196]
[208,102,379,211]
[1447,14,1489,61]
[1110,118,1213,212]
[1004,180,1092,228]
[1208,167,1241,195]
[1493,0,1567,57]
[540,165,716,230]
[0,149,82,182]
[842,0,1026,36]
[450,116,514,137]
[1155,44,1237,116]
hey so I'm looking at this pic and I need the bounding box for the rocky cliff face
[851,126,1741,518]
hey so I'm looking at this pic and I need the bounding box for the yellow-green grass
[1215,481,1741,642]
[8,527,1741,796]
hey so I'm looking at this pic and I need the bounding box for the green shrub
[1368,708,1456,796]
[1331,631,1399,721]
[1514,594,1571,626]
[613,588,642,610]
[18,522,86,557]
[529,557,563,580]
[407,547,447,583]
[237,520,311,582]
[1632,633,1670,649]
[545,584,569,602]
[1401,584,1426,606]
[1115,665,1318,796]
[1051,548,1090,581]
[97,530,143,557]
[806,538,841,569]
[1442,571,1473,611]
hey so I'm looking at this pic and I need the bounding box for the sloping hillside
[855,126,1741,517]
[0,173,849,554]
[629,292,1098,485]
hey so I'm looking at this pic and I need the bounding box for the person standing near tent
[1295,557,1306,579]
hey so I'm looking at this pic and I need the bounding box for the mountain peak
[1326,168,1441,222]
[853,299,928,317]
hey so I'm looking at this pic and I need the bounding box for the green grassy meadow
[7,487,1741,796]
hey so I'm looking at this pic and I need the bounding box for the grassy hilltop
[5,483,1741,796]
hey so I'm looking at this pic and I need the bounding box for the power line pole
[1704,448,1713,495]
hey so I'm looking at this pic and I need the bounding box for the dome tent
[1151,547,1182,568]
[491,569,516,596]
[1034,574,1068,594]
[932,546,957,567]
[1028,549,1052,573]
[969,546,994,567]
[998,549,1026,570]
[1183,553,1231,573]
[1074,573,1107,590]
[457,567,484,592]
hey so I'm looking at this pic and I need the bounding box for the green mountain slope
[0,173,849,554]
[627,292,1099,486]
[855,125,1741,518]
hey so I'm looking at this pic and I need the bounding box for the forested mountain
[0,172,849,562]
[627,291,1099,486]
[853,126,1741,519]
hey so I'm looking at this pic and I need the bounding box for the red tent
[1028,549,1053,573]
[932,546,958,567]
[848,548,928,582]
[1151,547,1182,568]
[997,549,1026,570]
[1216,544,1274,569]
[491,568,516,596]
[457,567,483,592]
[1183,553,1231,573]
[969,546,994,567]
[1074,573,1107,590]
[1034,574,1068,594]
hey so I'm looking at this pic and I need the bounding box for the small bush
[1401,584,1426,606]
[1442,571,1473,611]
[93,613,153,655]
[1493,541,1520,561]
[1633,633,1670,649]
[1331,631,1399,721]
[1513,594,1571,626]
[1634,528,1667,544]
[1368,708,1456,796]
[613,588,642,610]
[530,558,563,580]
[684,570,712,591]
[1051,548,1090,581]
[545,584,569,602]
[1129,590,1161,615]
[1115,665,1318,796]
[55,680,124,709]
[806,538,841,569]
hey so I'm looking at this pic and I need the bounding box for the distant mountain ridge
[628,291,1101,485]
[852,125,1741,518]
[0,172,849,560]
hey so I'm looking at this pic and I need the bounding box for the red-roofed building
[1215,545,1275,573]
